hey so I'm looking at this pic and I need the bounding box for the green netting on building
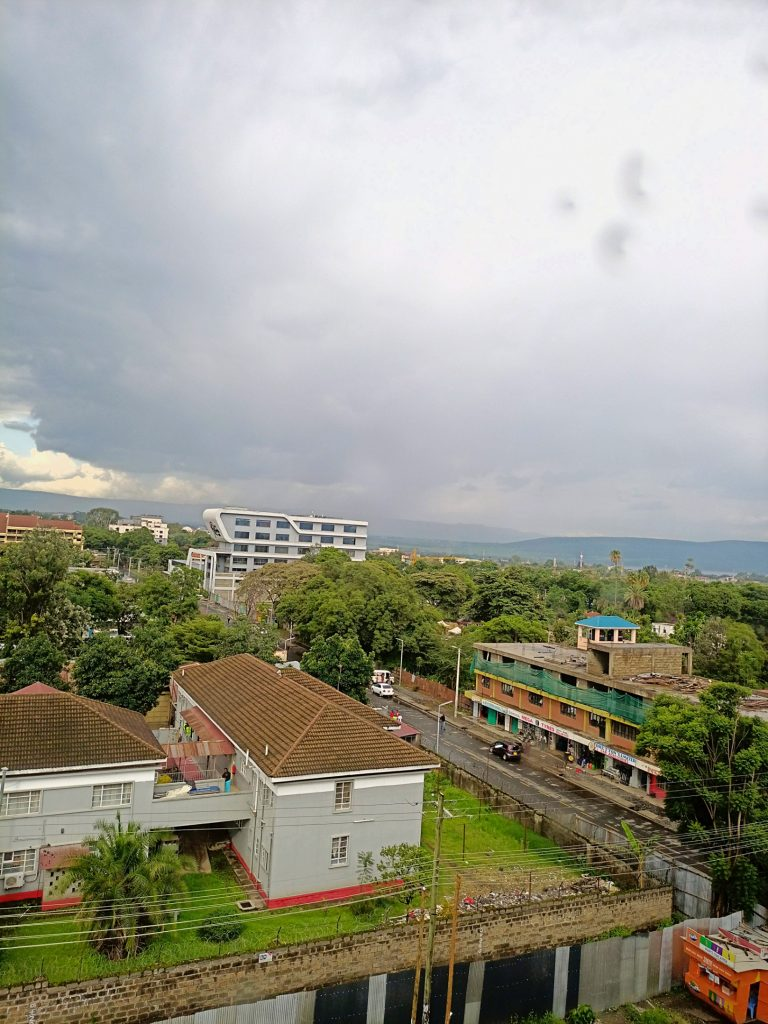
[471,654,647,726]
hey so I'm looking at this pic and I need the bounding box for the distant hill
[1,486,764,575]
[368,533,768,576]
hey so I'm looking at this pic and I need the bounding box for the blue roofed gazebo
[575,615,639,649]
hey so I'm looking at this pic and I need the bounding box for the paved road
[374,690,707,876]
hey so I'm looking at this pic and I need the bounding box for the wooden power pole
[422,790,445,1024]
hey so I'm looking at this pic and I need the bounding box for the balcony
[472,655,647,726]
[153,768,252,826]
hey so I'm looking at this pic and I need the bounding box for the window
[273,558,289,563]
[273,546,289,554]
[501,683,513,696]
[254,532,270,540]
[261,845,270,873]
[611,721,639,741]
[320,523,335,532]
[253,545,269,553]
[232,557,247,564]
[234,517,250,526]
[1,791,41,817]
[275,533,290,542]
[334,781,352,812]
[320,536,335,545]
[527,692,544,707]
[92,782,133,809]
[330,835,349,867]
[299,522,314,531]
[1,849,36,877]
[274,519,289,528]
[480,676,490,689]
[299,534,314,543]
[254,558,268,566]
[342,538,355,546]
[559,703,577,717]
[343,525,357,534]
[234,531,249,539]
[234,543,249,552]
[255,519,271,527]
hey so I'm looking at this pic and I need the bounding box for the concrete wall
[0,887,673,1024]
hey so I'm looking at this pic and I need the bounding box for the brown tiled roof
[172,655,437,779]
[0,691,165,772]
[2,514,82,532]
[279,667,387,727]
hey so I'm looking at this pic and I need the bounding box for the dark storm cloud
[1,0,767,537]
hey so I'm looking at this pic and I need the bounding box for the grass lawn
[0,853,406,987]
[421,775,582,900]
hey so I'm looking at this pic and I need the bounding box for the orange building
[683,924,768,1023]
[0,513,84,549]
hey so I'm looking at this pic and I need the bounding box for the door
[487,708,498,726]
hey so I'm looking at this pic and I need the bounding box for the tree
[0,530,74,628]
[135,568,202,624]
[63,571,122,626]
[169,616,228,663]
[470,615,548,644]
[64,817,187,959]
[301,633,374,702]
[1,634,67,692]
[74,633,172,714]
[376,843,428,903]
[693,618,766,686]
[620,819,659,890]
[85,507,120,528]
[237,562,319,622]
[408,567,471,619]
[623,571,649,612]
[215,617,280,661]
[609,549,622,607]
[467,566,543,622]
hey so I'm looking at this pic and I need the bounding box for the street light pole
[453,646,461,719]
[397,636,405,688]
[435,700,451,757]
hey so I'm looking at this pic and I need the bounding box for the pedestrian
[439,712,446,734]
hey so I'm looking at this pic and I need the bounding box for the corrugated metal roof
[575,615,639,629]
[164,739,234,759]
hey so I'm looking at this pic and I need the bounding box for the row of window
[484,681,638,738]
[0,848,36,877]
[0,783,132,818]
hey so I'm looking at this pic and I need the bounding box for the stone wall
[0,888,672,1024]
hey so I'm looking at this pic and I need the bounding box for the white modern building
[109,515,169,545]
[187,507,368,597]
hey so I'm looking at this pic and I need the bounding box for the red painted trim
[42,896,82,910]
[0,889,42,904]
[265,881,379,910]
[228,841,268,902]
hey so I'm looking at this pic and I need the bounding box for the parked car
[372,680,394,697]
[489,740,523,763]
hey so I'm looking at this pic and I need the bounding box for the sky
[1,0,767,540]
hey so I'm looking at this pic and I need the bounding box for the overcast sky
[1,1,767,540]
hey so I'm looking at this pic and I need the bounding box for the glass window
[1,849,36,877]
[321,536,335,545]
[273,558,289,563]
[320,523,335,532]
[274,519,289,528]
[92,783,133,809]
[330,835,349,867]
[234,531,249,539]
[527,692,544,707]
[232,557,247,564]
[501,683,513,695]
[255,519,271,527]
[299,535,314,543]
[342,538,355,546]
[334,781,352,812]
[254,532,270,540]
[275,533,290,542]
[560,703,577,717]
[343,525,357,534]
[299,522,314,531]
[234,543,249,552]
[1,791,41,817]
[234,517,250,526]
[254,558,268,566]
[254,545,269,553]
[612,721,639,741]
[273,546,289,554]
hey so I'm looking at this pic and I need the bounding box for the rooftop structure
[108,515,169,544]
[683,922,768,1022]
[0,513,83,549]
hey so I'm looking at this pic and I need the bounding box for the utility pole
[453,646,461,719]
[422,790,445,1024]
[410,885,426,1024]
[397,636,405,687]
[444,874,462,1024]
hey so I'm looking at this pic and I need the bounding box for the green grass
[0,855,406,987]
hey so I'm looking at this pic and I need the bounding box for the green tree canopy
[470,614,548,644]
[169,615,228,662]
[0,530,74,629]
[135,568,202,624]
[467,565,543,621]
[62,571,122,626]
[85,507,120,528]
[74,632,173,714]
[0,633,67,692]
[301,633,373,703]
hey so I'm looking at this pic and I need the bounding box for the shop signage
[687,930,736,967]
[594,743,658,776]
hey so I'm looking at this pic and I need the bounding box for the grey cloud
[2,420,35,432]
[2,0,767,539]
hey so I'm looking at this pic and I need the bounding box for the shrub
[567,1006,596,1024]
[196,914,246,944]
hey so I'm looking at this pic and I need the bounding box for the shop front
[593,742,665,796]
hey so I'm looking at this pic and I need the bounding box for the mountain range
[0,487,765,576]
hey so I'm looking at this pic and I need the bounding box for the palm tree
[609,549,622,608]
[624,571,649,612]
[64,816,187,960]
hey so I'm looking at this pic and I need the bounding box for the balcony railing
[471,654,647,726]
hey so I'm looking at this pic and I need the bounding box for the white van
[371,669,394,697]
